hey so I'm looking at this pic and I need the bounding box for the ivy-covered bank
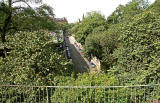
[0,0,159,102]
[70,0,159,84]
[0,31,73,86]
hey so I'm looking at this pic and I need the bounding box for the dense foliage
[0,0,159,102]
[0,0,56,59]
[0,31,72,86]
[71,11,107,45]
[70,0,159,84]
[107,0,149,24]
[113,2,160,83]
[0,0,55,43]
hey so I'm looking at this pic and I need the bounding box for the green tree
[84,24,120,71]
[83,0,151,72]
[84,26,106,59]
[107,0,150,24]
[52,73,119,103]
[56,22,69,34]
[0,31,71,85]
[0,0,42,43]
[0,0,55,57]
[74,11,107,45]
[69,23,81,35]
[113,0,160,84]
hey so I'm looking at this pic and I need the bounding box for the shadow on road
[66,37,89,73]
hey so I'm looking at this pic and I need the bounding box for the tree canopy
[113,0,160,83]
[70,0,159,82]
[0,31,72,85]
[0,0,159,102]
[74,11,107,45]
[0,0,55,43]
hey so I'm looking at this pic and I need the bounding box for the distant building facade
[54,17,68,23]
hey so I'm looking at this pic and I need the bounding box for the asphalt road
[65,36,89,73]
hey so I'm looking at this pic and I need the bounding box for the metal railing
[0,84,159,103]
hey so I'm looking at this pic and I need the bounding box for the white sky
[43,0,156,23]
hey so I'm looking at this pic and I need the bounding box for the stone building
[54,17,68,23]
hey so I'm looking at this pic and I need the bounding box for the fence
[0,83,159,103]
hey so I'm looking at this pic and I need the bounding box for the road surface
[65,36,89,73]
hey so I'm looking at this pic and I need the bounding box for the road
[65,36,89,73]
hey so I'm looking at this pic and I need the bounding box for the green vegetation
[0,31,72,85]
[0,0,159,102]
[113,2,160,83]
[0,0,73,85]
[70,0,159,84]
[71,11,107,45]
[0,0,56,58]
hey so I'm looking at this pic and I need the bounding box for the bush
[0,31,71,86]
[73,11,107,45]
[113,4,160,83]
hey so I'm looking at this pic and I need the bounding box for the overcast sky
[43,0,156,23]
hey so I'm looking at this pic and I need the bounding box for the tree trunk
[1,32,7,58]
[1,33,6,43]
[0,0,13,58]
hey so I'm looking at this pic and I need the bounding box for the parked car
[65,43,69,47]
[66,47,69,51]
[89,62,96,68]
[68,52,71,58]
[66,50,71,59]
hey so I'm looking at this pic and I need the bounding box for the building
[54,17,68,23]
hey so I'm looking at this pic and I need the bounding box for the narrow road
[65,36,89,73]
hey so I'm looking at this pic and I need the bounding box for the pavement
[65,36,89,73]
